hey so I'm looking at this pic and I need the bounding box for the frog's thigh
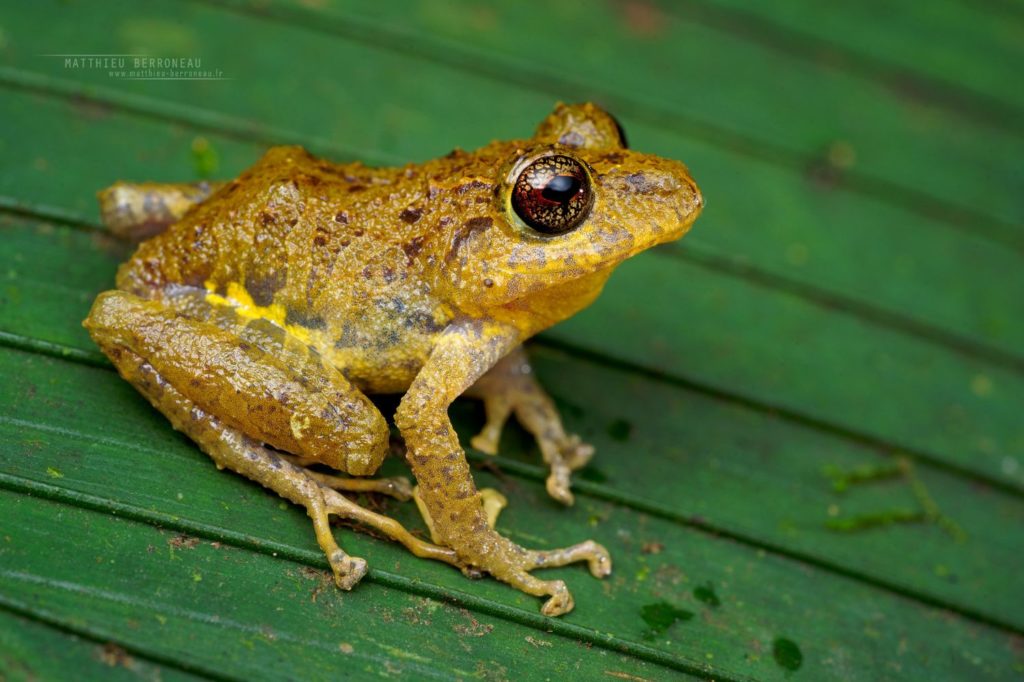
[465,346,594,505]
[99,181,224,241]
[85,289,387,476]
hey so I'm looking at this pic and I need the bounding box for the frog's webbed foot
[467,347,594,506]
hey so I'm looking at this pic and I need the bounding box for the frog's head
[439,102,702,328]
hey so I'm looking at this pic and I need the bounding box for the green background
[1,1,1022,680]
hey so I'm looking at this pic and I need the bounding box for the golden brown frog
[84,103,702,616]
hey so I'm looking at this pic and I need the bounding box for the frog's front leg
[99,181,224,241]
[396,320,611,616]
[465,346,594,505]
[85,290,462,587]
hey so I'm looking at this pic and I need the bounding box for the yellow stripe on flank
[203,280,312,345]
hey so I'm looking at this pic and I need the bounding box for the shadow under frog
[83,102,703,616]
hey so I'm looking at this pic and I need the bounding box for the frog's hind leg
[105,347,461,585]
[99,180,224,241]
[85,290,462,587]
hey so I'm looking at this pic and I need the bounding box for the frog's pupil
[541,175,581,204]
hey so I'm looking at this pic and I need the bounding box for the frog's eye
[511,155,594,235]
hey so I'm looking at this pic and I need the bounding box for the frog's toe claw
[328,551,368,590]
[540,581,574,617]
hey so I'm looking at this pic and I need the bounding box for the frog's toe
[538,440,577,506]
[479,487,508,529]
[545,470,575,506]
[540,581,574,617]
[527,539,612,580]
[328,550,368,590]
[582,541,613,578]
[471,389,514,454]
[500,565,576,617]
[470,430,500,455]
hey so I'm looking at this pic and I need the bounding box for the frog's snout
[658,160,703,242]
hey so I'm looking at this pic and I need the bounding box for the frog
[83,102,703,616]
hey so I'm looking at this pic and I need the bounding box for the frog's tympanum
[84,103,702,615]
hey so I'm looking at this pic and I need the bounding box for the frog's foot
[279,460,462,588]
[316,487,461,569]
[515,539,612,616]
[414,490,609,615]
[455,529,613,617]
[250,458,461,585]
[537,436,595,506]
[220,438,463,586]
[229,449,459,588]
[467,347,595,507]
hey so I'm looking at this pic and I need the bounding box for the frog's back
[115,146,454,392]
